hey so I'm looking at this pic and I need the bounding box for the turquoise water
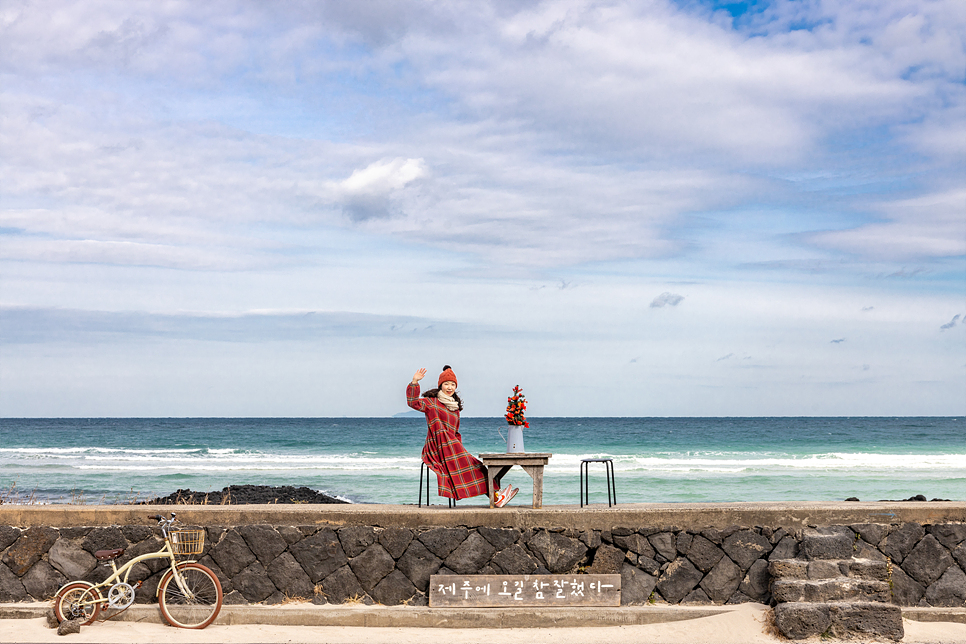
[0,417,962,505]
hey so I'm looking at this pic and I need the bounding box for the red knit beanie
[438,365,457,388]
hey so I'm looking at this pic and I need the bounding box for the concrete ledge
[0,602,730,628]
[5,603,966,628]
[902,608,966,625]
[2,501,963,531]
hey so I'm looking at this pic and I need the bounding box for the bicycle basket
[169,529,205,555]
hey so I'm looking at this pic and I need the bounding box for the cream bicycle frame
[53,535,198,609]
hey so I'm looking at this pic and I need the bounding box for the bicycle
[53,513,223,629]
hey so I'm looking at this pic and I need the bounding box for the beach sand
[2,604,965,644]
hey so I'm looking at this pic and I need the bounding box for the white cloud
[339,157,428,220]
[0,237,260,271]
[341,157,427,194]
[807,189,966,260]
[2,0,963,271]
[0,1,964,415]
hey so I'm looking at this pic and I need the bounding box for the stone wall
[1,519,963,608]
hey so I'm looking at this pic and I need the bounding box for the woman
[408,366,518,507]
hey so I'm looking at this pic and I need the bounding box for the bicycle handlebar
[148,512,177,522]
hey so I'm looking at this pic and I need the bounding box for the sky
[0,0,964,417]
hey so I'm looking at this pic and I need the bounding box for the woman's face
[440,381,457,396]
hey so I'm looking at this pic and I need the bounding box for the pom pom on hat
[438,365,458,388]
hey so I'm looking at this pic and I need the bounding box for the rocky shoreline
[141,485,349,505]
[844,495,952,502]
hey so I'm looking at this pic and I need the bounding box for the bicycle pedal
[132,580,143,590]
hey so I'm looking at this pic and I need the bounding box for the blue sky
[1,0,963,417]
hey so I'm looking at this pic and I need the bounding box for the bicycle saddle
[94,548,125,561]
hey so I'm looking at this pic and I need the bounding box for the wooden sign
[429,574,621,607]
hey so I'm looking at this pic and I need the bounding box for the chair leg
[419,462,424,507]
[422,462,459,508]
[420,462,433,507]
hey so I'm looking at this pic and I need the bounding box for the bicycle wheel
[54,582,102,625]
[157,563,223,629]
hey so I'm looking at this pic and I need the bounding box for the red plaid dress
[407,383,489,499]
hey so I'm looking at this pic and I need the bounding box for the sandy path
[2,605,964,643]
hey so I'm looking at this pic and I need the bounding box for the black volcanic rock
[143,485,348,505]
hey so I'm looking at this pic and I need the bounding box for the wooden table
[479,453,552,509]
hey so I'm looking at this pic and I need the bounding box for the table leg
[521,465,544,509]
[487,466,511,508]
[487,468,496,508]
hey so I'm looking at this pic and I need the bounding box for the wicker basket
[169,529,205,555]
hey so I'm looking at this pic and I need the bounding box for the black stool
[580,458,616,508]
[419,462,455,508]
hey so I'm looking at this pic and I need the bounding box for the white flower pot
[506,425,525,453]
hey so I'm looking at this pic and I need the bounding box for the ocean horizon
[1,416,962,506]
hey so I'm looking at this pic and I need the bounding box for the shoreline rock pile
[142,485,348,505]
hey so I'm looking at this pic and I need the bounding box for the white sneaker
[495,487,519,508]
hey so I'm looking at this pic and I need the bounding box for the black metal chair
[580,458,617,508]
[419,462,455,507]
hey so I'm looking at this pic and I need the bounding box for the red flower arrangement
[505,385,529,428]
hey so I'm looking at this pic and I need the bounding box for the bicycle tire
[157,562,223,629]
[54,582,102,625]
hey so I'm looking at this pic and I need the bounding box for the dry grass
[312,584,364,604]
[106,488,151,505]
[756,607,785,640]
[274,593,312,605]
[166,490,221,505]
[0,482,43,505]
[400,593,426,606]
[69,488,88,505]
[0,482,155,506]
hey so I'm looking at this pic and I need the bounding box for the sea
[0,417,962,506]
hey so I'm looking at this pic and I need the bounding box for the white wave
[3,446,964,475]
[73,464,420,472]
[0,447,210,455]
[544,452,966,473]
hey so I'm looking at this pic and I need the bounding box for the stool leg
[612,460,617,505]
[579,461,585,508]
[606,460,612,507]
[608,460,616,506]
[419,462,424,507]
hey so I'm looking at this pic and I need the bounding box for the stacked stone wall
[1,520,963,608]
